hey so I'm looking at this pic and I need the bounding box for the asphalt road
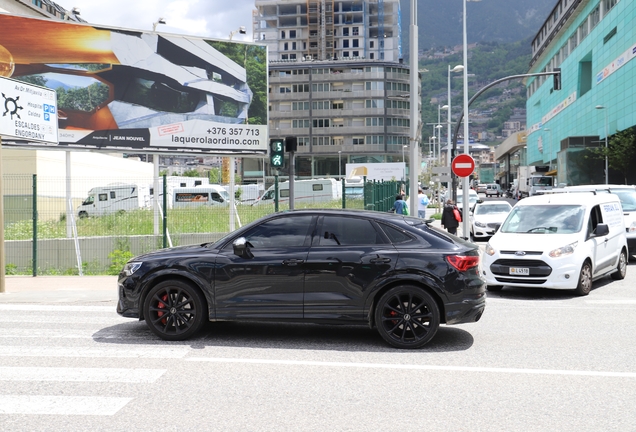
[0,264,635,431]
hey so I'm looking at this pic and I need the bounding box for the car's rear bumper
[444,293,486,325]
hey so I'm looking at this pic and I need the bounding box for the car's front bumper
[481,255,581,290]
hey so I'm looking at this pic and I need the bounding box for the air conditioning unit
[305,55,312,61]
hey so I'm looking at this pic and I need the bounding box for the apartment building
[0,0,85,21]
[250,0,414,180]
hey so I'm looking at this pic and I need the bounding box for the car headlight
[629,221,636,233]
[549,242,578,258]
[122,262,142,276]
[475,221,486,228]
[485,243,495,256]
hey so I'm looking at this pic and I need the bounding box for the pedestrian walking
[390,194,409,215]
[441,199,460,235]
[417,188,429,219]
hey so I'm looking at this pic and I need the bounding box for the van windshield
[501,205,584,234]
[613,189,636,212]
[82,195,94,205]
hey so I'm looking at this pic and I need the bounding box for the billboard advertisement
[0,14,268,155]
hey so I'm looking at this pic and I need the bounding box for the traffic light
[269,139,285,168]
[553,68,561,91]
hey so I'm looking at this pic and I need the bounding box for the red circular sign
[451,154,475,177]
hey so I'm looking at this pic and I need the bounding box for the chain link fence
[3,175,401,275]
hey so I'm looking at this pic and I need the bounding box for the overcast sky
[67,0,254,42]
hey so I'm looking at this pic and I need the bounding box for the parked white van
[252,178,341,206]
[171,185,230,208]
[482,192,628,296]
[563,184,636,257]
[77,183,151,217]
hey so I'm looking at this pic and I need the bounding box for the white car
[469,200,513,240]
[485,183,502,197]
[482,193,628,296]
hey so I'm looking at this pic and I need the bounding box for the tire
[610,249,627,280]
[143,280,206,341]
[374,285,440,349]
[487,285,503,292]
[78,211,88,219]
[574,260,593,296]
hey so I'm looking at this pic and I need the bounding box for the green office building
[526,0,635,186]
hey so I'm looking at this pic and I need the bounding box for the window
[353,40,359,48]
[312,119,330,128]
[99,194,108,202]
[293,102,310,110]
[343,51,350,58]
[292,84,309,93]
[293,119,310,128]
[211,193,224,203]
[579,60,592,97]
[289,30,296,38]
[312,184,324,191]
[590,5,600,29]
[365,82,384,91]
[352,27,359,36]
[353,51,359,57]
[318,216,384,246]
[281,31,286,39]
[366,118,384,126]
[110,191,116,199]
[352,137,365,145]
[380,223,414,244]
[332,101,343,109]
[578,19,588,41]
[343,28,349,36]
[343,40,349,48]
[243,216,313,248]
[366,99,384,108]
[370,41,374,48]
[603,0,617,16]
[284,43,288,51]
[312,100,329,110]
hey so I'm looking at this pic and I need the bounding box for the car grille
[487,223,501,229]
[500,250,543,256]
[490,259,552,278]
[494,277,547,284]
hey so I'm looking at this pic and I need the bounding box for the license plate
[509,267,529,275]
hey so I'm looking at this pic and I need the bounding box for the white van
[563,184,636,257]
[482,192,628,295]
[77,183,150,217]
[171,185,230,208]
[252,178,342,206]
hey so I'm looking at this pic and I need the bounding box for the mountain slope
[400,0,555,50]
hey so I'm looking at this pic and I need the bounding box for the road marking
[0,395,132,416]
[0,304,113,312]
[0,345,190,359]
[0,315,128,324]
[186,357,636,378]
[0,367,165,383]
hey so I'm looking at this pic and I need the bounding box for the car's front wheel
[574,260,593,296]
[143,280,206,341]
[375,285,440,349]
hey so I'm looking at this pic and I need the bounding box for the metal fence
[3,175,402,275]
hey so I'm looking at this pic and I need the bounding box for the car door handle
[282,259,305,266]
[370,257,391,264]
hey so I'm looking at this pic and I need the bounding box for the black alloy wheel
[143,280,206,341]
[574,260,593,296]
[610,249,627,280]
[375,285,440,349]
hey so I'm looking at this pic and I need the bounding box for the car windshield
[500,205,584,234]
[475,204,511,215]
[532,177,553,186]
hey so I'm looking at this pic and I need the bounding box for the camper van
[171,185,230,208]
[252,178,341,206]
[77,183,151,217]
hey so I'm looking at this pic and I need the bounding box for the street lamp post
[437,104,447,164]
[595,105,609,184]
[408,0,419,213]
[459,0,480,239]
[447,65,464,168]
[338,151,342,179]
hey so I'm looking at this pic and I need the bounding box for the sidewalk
[0,276,118,303]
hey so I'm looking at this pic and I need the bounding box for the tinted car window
[241,215,313,248]
[379,223,414,244]
[318,216,384,246]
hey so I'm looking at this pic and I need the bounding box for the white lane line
[0,305,113,312]
[0,315,128,324]
[0,345,190,359]
[0,329,146,339]
[186,357,636,378]
[0,367,165,383]
[0,395,132,416]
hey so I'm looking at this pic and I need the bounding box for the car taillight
[446,255,480,272]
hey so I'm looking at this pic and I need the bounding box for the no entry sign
[451,154,475,177]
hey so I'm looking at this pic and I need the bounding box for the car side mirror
[233,237,254,259]
[592,223,609,237]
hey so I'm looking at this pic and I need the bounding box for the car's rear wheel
[375,285,439,349]
[610,249,627,280]
[143,280,206,341]
[574,260,593,296]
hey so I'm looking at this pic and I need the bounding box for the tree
[588,127,636,184]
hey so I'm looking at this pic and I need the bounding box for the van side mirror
[592,223,609,237]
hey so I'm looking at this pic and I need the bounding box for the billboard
[0,14,268,155]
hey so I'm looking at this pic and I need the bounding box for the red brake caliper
[157,294,168,324]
